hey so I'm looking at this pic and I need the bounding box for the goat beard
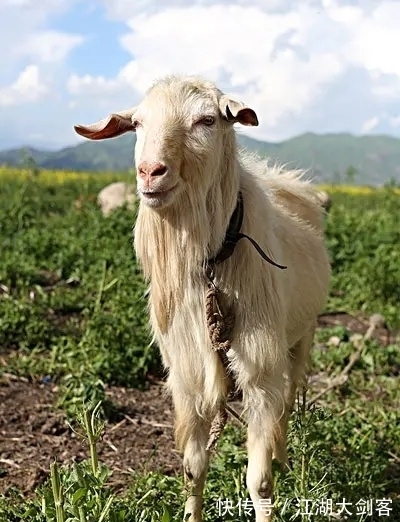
[134,177,238,333]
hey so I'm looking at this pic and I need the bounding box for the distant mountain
[236,132,400,185]
[1,132,400,186]
[0,138,136,172]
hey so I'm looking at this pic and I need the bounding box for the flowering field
[2,165,400,194]
[0,169,399,521]
[0,165,128,185]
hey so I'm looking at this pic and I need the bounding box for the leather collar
[205,191,287,273]
[207,192,244,266]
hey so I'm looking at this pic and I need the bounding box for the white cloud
[2,0,400,148]
[2,0,77,14]
[0,0,85,147]
[370,74,400,101]
[101,0,375,20]
[68,73,124,96]
[5,0,31,5]
[361,116,379,134]
[91,0,400,141]
[389,115,400,128]
[13,31,84,63]
[344,3,400,78]
[101,0,295,19]
[69,3,347,140]
[0,65,48,107]
[0,0,83,72]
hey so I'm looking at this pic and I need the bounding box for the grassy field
[0,167,399,521]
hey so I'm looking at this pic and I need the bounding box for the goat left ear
[219,95,259,126]
[74,108,137,140]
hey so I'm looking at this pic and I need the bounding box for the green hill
[1,132,400,185]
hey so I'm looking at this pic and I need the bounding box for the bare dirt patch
[0,376,180,496]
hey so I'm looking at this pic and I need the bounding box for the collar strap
[207,192,244,266]
[206,191,287,271]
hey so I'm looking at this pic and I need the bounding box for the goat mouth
[140,185,177,203]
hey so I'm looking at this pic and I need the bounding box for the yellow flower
[1,166,398,194]
[317,184,400,195]
[0,166,130,185]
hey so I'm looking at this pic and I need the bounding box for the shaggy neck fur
[134,131,239,334]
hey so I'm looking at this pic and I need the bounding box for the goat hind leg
[274,325,316,466]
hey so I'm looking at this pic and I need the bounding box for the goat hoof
[184,465,194,481]
[258,481,273,499]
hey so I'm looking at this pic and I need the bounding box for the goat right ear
[74,108,137,140]
[219,95,259,127]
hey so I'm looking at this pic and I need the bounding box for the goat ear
[219,95,259,127]
[74,109,137,140]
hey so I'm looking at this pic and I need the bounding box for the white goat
[74,75,331,522]
[316,189,332,213]
[97,181,136,216]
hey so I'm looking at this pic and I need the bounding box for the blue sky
[1,0,400,150]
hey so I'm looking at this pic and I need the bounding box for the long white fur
[74,75,331,522]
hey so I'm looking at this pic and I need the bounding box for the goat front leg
[172,392,211,522]
[245,379,286,522]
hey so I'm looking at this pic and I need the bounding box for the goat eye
[197,116,215,126]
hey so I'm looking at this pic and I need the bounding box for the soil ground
[0,312,397,497]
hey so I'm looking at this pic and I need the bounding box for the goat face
[74,75,258,210]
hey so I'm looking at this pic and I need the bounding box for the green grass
[0,172,399,521]
[325,189,400,325]
[0,173,155,413]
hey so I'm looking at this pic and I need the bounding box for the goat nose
[138,161,167,178]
